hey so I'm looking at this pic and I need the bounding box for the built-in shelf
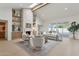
[12,9,22,32]
[12,8,22,39]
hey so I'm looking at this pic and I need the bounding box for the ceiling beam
[32,3,48,11]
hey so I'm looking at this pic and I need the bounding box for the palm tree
[68,21,79,40]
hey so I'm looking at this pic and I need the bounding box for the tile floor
[0,38,79,56]
[48,38,79,56]
[0,40,29,56]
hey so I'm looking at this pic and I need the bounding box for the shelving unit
[12,9,22,39]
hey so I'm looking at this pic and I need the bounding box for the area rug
[15,40,61,56]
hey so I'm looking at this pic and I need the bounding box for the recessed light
[65,8,68,10]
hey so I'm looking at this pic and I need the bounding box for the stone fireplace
[26,31,31,35]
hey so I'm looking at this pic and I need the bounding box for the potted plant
[68,21,79,40]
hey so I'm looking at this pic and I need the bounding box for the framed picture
[26,23,31,28]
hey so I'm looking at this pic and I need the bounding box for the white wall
[22,9,33,35]
[0,8,12,40]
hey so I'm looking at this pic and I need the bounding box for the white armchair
[30,36,45,50]
[22,33,30,45]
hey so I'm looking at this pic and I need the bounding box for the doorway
[0,20,7,40]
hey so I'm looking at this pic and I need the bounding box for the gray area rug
[15,40,61,56]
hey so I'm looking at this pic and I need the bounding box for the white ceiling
[0,3,32,8]
[34,3,79,22]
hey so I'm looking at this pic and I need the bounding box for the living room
[0,3,79,56]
